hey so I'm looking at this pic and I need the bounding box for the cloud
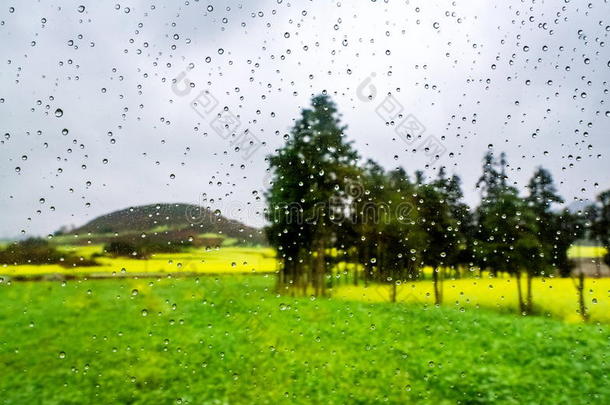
[0,0,608,237]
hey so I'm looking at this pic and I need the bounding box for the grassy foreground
[1,276,609,404]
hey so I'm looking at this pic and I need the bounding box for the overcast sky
[1,0,609,238]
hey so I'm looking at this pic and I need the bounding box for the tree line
[264,94,609,315]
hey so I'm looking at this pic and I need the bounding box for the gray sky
[1,0,609,238]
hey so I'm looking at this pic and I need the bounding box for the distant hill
[62,203,266,245]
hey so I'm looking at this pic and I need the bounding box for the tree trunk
[575,272,589,322]
[277,261,286,292]
[433,267,442,305]
[315,240,326,297]
[313,252,320,297]
[363,243,369,287]
[353,247,360,286]
[515,271,525,314]
[304,255,312,295]
[440,267,445,303]
[373,237,383,282]
[526,272,533,314]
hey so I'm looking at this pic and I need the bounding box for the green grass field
[0,275,608,404]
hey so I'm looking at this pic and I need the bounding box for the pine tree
[473,150,506,275]
[475,151,501,198]
[525,167,579,277]
[588,190,610,266]
[433,168,473,277]
[417,175,457,305]
[475,153,544,314]
[265,94,359,295]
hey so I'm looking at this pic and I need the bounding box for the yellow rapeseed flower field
[3,244,609,323]
[0,246,278,277]
[567,245,607,258]
[333,275,610,323]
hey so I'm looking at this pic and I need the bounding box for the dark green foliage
[526,167,564,210]
[104,238,190,259]
[473,156,520,274]
[105,240,140,257]
[265,96,603,319]
[0,238,98,267]
[417,178,457,304]
[410,167,475,304]
[549,209,585,277]
[473,154,549,313]
[0,238,61,265]
[445,174,477,270]
[588,191,610,265]
[266,93,359,294]
[526,167,584,277]
[350,162,423,289]
[475,151,503,196]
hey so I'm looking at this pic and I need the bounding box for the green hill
[62,203,265,245]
